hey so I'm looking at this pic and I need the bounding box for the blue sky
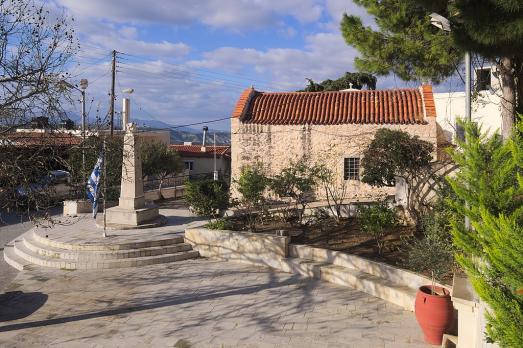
[49,0,458,131]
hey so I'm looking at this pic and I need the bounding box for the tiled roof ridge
[257,87,422,95]
[232,85,436,125]
[170,144,231,156]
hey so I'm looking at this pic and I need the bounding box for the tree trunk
[499,57,516,140]
[514,57,523,116]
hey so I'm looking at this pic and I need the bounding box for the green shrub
[206,218,233,230]
[404,211,455,282]
[235,163,269,231]
[185,179,229,219]
[358,201,397,255]
[269,157,322,226]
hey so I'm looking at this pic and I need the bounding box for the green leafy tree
[68,136,123,201]
[358,201,397,255]
[361,128,434,226]
[341,0,462,84]
[235,163,270,231]
[141,142,182,192]
[447,120,523,347]
[269,157,322,226]
[300,72,377,91]
[185,179,229,219]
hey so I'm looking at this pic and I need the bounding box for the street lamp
[430,13,471,230]
[58,79,89,187]
[429,13,471,123]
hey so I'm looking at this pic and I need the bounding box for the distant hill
[169,129,231,145]
[133,118,231,145]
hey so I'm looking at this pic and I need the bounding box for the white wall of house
[182,156,230,178]
[434,67,503,143]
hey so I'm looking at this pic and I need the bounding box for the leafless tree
[0,0,78,221]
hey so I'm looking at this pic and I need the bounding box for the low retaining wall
[184,227,289,269]
[144,186,185,201]
[289,244,447,290]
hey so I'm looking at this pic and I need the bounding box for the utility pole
[80,79,88,187]
[213,133,218,181]
[110,50,116,136]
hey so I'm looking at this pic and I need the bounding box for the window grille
[344,157,360,180]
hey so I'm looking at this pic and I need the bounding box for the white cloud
[56,0,323,30]
[88,32,191,58]
[57,0,407,131]
[189,32,358,90]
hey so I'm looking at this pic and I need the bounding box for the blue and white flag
[86,153,103,218]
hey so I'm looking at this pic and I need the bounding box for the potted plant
[414,275,454,345]
[405,212,455,345]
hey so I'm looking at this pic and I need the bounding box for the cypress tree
[447,121,523,347]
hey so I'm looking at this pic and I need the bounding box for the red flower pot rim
[418,285,451,297]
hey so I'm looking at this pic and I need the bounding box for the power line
[167,117,232,129]
[118,52,290,91]
[120,64,252,91]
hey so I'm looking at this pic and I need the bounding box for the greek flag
[86,153,103,218]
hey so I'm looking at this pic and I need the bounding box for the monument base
[100,203,163,229]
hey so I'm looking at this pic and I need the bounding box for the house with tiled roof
[170,142,231,180]
[231,85,439,201]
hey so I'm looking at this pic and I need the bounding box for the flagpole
[102,138,107,238]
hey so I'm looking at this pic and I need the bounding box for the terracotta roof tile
[170,144,231,158]
[4,132,82,146]
[232,85,436,125]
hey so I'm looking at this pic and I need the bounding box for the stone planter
[63,199,92,216]
[63,200,118,216]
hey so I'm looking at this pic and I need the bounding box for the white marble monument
[103,123,162,227]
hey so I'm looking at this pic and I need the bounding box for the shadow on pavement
[0,291,48,322]
[0,274,305,332]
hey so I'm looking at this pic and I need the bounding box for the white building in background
[434,66,503,143]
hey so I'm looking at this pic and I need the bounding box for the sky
[48,0,456,131]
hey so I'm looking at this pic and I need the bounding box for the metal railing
[143,171,222,191]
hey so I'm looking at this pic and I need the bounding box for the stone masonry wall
[231,117,438,201]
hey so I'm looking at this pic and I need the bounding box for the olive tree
[361,128,433,226]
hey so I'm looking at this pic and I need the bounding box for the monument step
[32,230,185,251]
[13,238,199,270]
[3,243,36,271]
[23,233,193,261]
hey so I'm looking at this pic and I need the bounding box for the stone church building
[230,85,439,202]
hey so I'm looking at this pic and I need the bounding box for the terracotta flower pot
[415,285,453,345]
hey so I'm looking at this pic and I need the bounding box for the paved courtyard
[0,257,428,348]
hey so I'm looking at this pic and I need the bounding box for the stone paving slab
[0,258,429,348]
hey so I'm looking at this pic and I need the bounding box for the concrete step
[280,257,330,278]
[23,233,193,261]
[289,244,434,291]
[3,243,35,271]
[320,264,417,311]
[32,230,185,251]
[281,257,416,311]
[13,239,199,270]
